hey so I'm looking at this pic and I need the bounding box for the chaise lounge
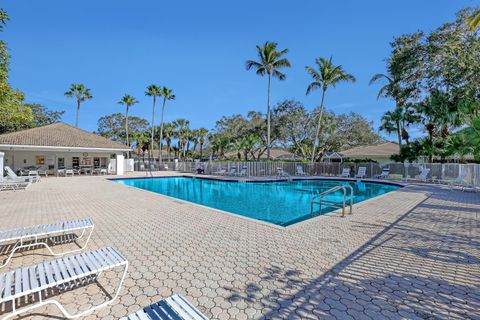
[0,218,94,269]
[0,246,128,320]
[121,294,208,320]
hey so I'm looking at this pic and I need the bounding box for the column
[116,153,124,176]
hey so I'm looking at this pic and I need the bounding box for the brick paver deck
[0,173,478,319]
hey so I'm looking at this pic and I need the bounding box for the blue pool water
[114,177,400,226]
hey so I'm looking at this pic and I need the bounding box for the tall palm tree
[246,41,291,160]
[64,84,93,128]
[198,128,209,160]
[191,129,200,158]
[117,94,139,156]
[145,85,162,157]
[158,86,175,163]
[306,57,355,162]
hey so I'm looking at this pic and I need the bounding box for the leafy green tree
[97,113,148,143]
[172,118,190,160]
[158,86,175,162]
[246,41,290,160]
[162,122,175,161]
[25,104,64,127]
[145,84,162,154]
[64,84,92,128]
[306,56,356,162]
[0,9,33,134]
[118,94,139,151]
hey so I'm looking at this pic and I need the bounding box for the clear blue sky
[2,0,477,140]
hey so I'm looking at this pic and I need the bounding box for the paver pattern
[0,173,478,319]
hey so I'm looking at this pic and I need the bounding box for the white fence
[133,158,480,186]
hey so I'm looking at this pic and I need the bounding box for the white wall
[0,151,4,176]
[1,150,113,172]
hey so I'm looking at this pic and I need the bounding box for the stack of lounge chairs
[0,218,209,319]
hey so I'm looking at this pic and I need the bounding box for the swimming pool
[114,177,400,226]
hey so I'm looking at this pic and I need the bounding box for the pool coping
[109,174,406,229]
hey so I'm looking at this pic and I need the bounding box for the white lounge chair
[0,218,94,269]
[376,168,390,179]
[4,166,36,183]
[0,246,128,320]
[0,178,31,191]
[414,168,430,182]
[355,167,367,179]
[121,294,208,320]
[295,165,307,176]
[65,169,74,177]
[277,167,289,177]
[340,168,350,178]
[213,168,227,176]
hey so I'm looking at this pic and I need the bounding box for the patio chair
[0,218,94,269]
[4,166,36,183]
[100,168,107,175]
[355,167,367,179]
[0,246,128,320]
[277,167,289,177]
[376,168,390,179]
[28,170,41,182]
[65,169,74,177]
[340,168,350,178]
[238,166,248,177]
[227,167,237,176]
[295,165,307,176]
[121,294,208,320]
[414,168,430,182]
[38,167,49,177]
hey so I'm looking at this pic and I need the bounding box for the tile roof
[342,142,400,157]
[0,122,130,150]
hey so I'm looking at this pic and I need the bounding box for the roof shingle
[0,122,130,150]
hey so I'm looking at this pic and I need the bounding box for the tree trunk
[311,88,326,163]
[159,97,167,163]
[266,73,271,160]
[125,106,130,159]
[75,99,81,128]
[151,96,156,158]
[396,120,402,147]
[200,143,203,160]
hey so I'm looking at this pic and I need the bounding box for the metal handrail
[311,184,354,217]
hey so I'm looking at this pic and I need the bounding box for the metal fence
[133,158,480,186]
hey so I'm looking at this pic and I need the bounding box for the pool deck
[0,171,479,319]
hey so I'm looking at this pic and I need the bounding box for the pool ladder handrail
[310,184,354,217]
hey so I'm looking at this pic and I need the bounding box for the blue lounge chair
[121,294,208,320]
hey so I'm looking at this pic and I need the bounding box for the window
[72,157,79,168]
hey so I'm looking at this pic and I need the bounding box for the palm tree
[117,94,139,156]
[379,108,403,146]
[173,119,190,161]
[198,128,209,160]
[131,130,149,161]
[145,85,162,157]
[306,57,355,162]
[467,8,480,31]
[246,41,291,160]
[158,86,175,163]
[163,122,175,161]
[191,129,200,158]
[64,84,93,128]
